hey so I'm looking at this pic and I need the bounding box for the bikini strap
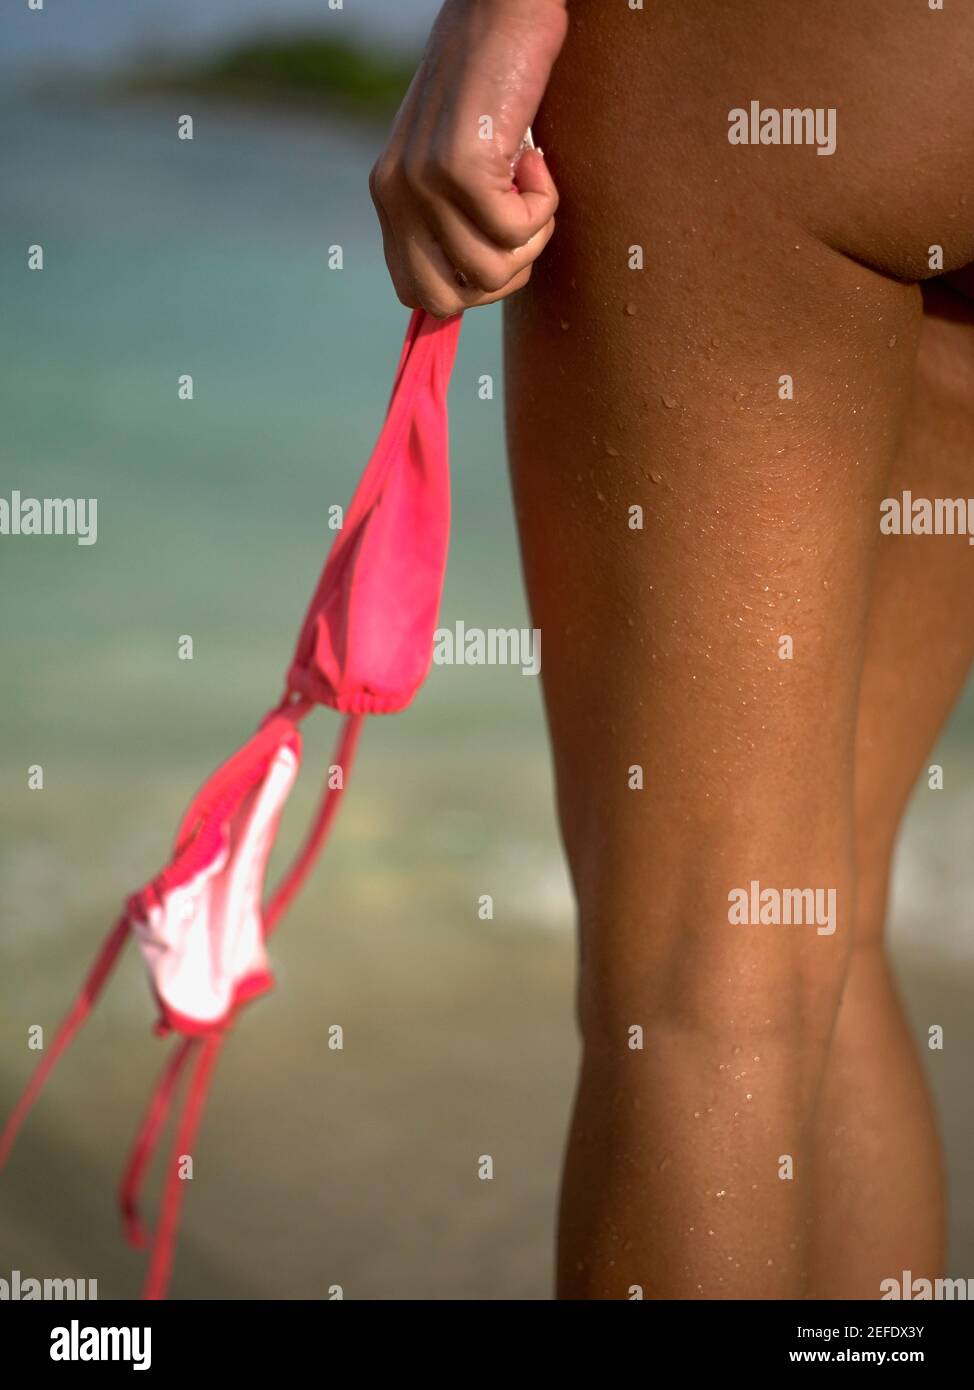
[142,1029,226,1300]
[264,711,366,937]
[119,1035,198,1249]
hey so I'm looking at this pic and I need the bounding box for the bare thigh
[506,0,974,953]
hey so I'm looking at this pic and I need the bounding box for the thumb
[514,146,556,200]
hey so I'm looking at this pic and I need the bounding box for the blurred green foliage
[125,35,416,119]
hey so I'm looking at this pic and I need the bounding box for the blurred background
[0,0,971,1299]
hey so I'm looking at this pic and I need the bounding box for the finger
[420,197,555,294]
[400,224,534,317]
[467,263,534,308]
[398,224,474,319]
[444,146,559,250]
[372,191,420,310]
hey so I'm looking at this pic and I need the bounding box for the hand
[369,0,568,318]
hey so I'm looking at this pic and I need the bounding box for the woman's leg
[505,0,974,1298]
[808,279,974,1297]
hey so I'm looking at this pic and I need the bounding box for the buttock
[538,0,974,285]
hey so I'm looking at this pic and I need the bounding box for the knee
[575,893,852,1072]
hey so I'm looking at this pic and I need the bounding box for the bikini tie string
[119,1035,198,1250]
[265,712,365,936]
[142,1030,226,1301]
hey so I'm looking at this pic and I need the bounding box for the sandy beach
[0,749,971,1299]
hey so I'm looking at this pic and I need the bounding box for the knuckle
[495,227,528,252]
[475,261,513,294]
[496,268,533,304]
[422,295,460,321]
[520,204,558,245]
[368,159,392,203]
[489,209,535,250]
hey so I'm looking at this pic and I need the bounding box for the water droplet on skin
[711,336,720,348]
[888,335,897,348]
[625,302,637,316]
[596,490,606,503]
[707,1229,715,1237]
[745,1093,753,1102]
[649,471,662,484]
[715,1190,726,1198]
[662,394,678,409]
[658,1156,671,1172]
[560,320,570,331]
[605,444,619,457]
[732,1045,742,1055]
[693,1111,701,1119]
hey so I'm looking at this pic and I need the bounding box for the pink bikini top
[0,308,462,1298]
